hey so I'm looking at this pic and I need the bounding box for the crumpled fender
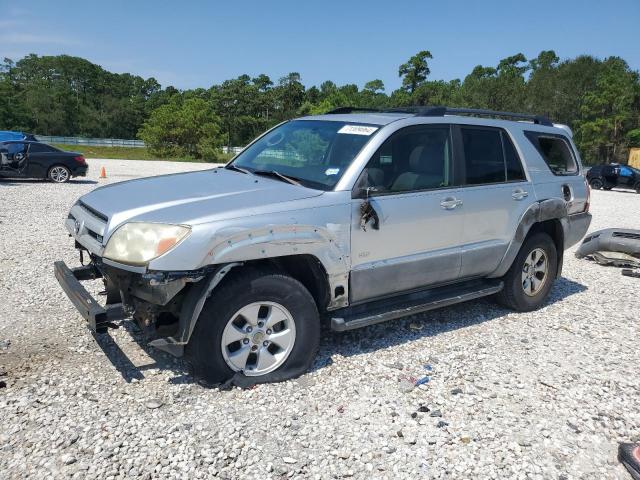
[491,199,568,278]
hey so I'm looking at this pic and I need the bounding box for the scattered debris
[145,399,163,409]
[398,379,415,394]
[517,437,532,447]
[622,268,640,278]
[415,376,430,386]
[408,322,423,331]
[429,410,442,418]
[0,339,10,350]
[436,421,449,428]
[576,228,640,276]
[60,453,77,465]
[336,405,345,414]
[618,443,640,479]
[282,457,297,464]
[417,405,430,413]
[385,361,404,370]
[451,388,463,395]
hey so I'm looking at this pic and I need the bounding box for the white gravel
[1,159,639,479]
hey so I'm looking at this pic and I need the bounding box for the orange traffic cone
[99,166,107,179]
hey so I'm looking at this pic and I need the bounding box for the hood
[79,168,323,227]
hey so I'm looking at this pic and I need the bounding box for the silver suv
[55,106,592,385]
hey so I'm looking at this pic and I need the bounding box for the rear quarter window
[525,131,578,176]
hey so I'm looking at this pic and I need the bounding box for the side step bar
[330,279,503,331]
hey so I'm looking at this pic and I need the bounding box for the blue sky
[1,0,638,91]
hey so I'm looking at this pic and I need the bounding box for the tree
[364,79,385,94]
[138,97,224,161]
[575,57,640,163]
[398,50,433,93]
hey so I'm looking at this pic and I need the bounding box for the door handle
[512,189,529,200]
[440,197,463,209]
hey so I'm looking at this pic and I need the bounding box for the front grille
[79,200,108,222]
[612,231,640,240]
[86,229,104,243]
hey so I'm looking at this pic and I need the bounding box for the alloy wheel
[50,166,70,183]
[521,248,549,297]
[221,301,296,376]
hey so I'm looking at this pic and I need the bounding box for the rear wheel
[634,182,640,194]
[589,178,604,189]
[48,165,71,183]
[496,232,558,312]
[186,267,320,385]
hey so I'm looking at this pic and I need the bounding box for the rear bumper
[72,165,88,177]
[564,212,592,249]
[54,261,125,333]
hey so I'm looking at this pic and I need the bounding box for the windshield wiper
[253,170,302,186]
[225,164,252,175]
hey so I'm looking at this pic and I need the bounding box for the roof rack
[437,107,553,126]
[325,106,553,126]
[324,107,383,114]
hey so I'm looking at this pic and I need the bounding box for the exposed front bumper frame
[54,261,125,333]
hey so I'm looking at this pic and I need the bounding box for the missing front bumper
[54,261,125,333]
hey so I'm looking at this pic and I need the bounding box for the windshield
[229,120,379,190]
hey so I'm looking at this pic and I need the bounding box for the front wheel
[495,232,558,312]
[186,268,320,385]
[589,178,604,189]
[48,165,71,183]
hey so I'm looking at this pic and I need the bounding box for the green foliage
[2,51,640,166]
[627,129,640,147]
[574,58,639,163]
[138,98,225,161]
[398,50,433,93]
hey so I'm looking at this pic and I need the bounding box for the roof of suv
[300,106,563,133]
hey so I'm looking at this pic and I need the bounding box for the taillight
[584,176,591,213]
[74,155,86,164]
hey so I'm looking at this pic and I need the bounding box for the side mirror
[352,186,379,199]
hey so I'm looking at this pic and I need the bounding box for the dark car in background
[586,164,640,193]
[0,141,88,183]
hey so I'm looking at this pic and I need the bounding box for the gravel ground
[1,159,639,479]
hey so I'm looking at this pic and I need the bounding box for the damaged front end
[54,251,238,357]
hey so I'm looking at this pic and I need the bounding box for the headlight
[103,222,191,266]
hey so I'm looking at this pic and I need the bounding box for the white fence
[222,146,244,155]
[37,135,245,154]
[37,135,146,148]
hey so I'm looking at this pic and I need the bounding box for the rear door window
[525,131,578,175]
[460,127,525,185]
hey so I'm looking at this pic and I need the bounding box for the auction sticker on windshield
[338,125,378,135]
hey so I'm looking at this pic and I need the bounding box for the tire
[48,165,71,183]
[634,182,640,194]
[603,187,613,191]
[589,178,604,189]
[495,232,558,312]
[185,267,320,386]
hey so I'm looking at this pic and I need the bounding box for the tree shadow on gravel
[91,277,586,384]
[309,276,587,372]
